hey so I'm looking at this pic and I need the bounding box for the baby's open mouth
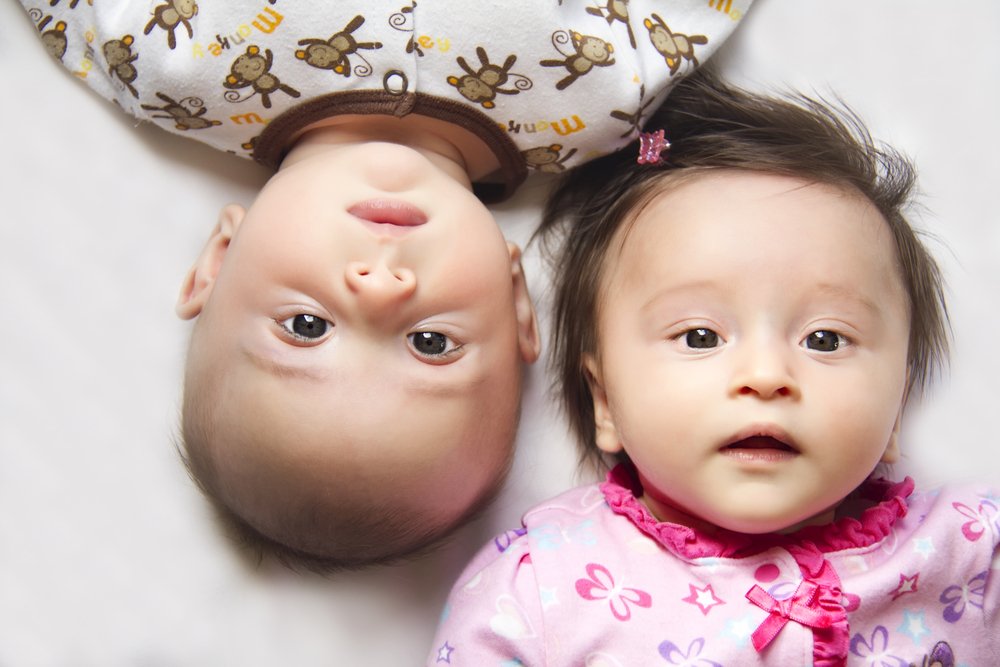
[720,431,799,463]
[724,436,796,452]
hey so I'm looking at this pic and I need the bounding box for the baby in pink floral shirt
[427,70,1000,665]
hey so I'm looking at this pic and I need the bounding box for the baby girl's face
[180,138,538,547]
[586,171,911,534]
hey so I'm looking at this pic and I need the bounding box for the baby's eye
[408,331,460,359]
[683,328,720,349]
[803,330,845,352]
[277,314,332,341]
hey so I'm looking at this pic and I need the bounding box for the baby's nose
[729,336,799,400]
[344,260,417,312]
[730,359,798,400]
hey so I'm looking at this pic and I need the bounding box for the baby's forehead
[610,172,900,285]
[624,171,884,241]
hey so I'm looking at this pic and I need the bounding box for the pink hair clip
[637,129,670,165]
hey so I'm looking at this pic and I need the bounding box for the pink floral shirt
[428,465,1000,666]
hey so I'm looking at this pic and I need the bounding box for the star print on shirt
[682,583,725,615]
[539,585,559,609]
[897,609,930,643]
[912,536,935,559]
[890,572,919,600]
[436,641,455,663]
[723,614,755,646]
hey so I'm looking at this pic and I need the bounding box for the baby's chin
[705,506,840,536]
[639,487,838,536]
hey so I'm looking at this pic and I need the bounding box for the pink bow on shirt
[746,580,841,651]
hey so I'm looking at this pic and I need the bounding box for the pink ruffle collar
[601,463,914,560]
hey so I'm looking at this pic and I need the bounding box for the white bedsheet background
[3,2,998,664]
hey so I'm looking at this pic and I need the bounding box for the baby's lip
[722,424,799,453]
[348,199,428,234]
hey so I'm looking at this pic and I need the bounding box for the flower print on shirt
[489,594,537,640]
[575,562,652,621]
[584,652,625,667]
[939,570,988,623]
[529,519,597,551]
[952,498,999,542]
[657,637,722,667]
[494,527,527,553]
[849,625,908,667]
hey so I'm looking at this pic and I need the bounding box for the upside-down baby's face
[178,135,539,555]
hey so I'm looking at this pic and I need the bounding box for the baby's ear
[508,243,541,364]
[583,355,623,454]
[881,391,907,464]
[175,204,245,320]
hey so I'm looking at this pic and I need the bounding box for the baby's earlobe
[881,401,905,464]
[508,243,541,363]
[175,204,246,320]
[175,266,203,320]
[584,357,624,454]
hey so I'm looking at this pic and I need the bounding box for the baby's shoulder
[897,481,1000,550]
[453,483,614,579]
[908,482,1000,521]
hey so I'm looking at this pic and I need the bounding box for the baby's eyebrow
[639,280,720,314]
[242,347,329,382]
[241,346,481,394]
[403,371,477,397]
[811,283,881,315]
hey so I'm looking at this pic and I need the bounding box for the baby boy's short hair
[178,331,518,574]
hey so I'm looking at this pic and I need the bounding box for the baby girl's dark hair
[539,68,949,471]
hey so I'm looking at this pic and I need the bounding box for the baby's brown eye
[410,331,450,356]
[805,330,842,352]
[684,328,719,349]
[278,314,331,340]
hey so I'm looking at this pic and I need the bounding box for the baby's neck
[636,471,839,537]
[641,494,840,536]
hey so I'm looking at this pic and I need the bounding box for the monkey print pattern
[447,47,532,109]
[225,45,301,109]
[241,135,258,155]
[296,15,383,78]
[522,144,578,173]
[22,0,753,179]
[644,13,707,75]
[103,35,139,98]
[141,92,222,131]
[387,4,422,57]
[540,31,615,90]
[30,12,68,61]
[610,83,656,137]
[143,0,198,51]
[586,1,635,49]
